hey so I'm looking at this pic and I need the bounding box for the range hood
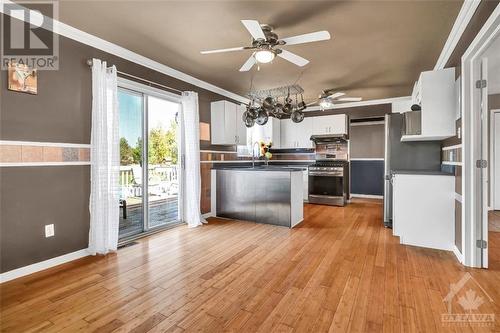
[310,134,348,143]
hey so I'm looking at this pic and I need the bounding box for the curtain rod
[86,59,183,94]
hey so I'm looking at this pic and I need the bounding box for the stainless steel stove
[308,137,350,206]
[308,161,349,206]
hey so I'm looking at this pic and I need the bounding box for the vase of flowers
[259,141,272,165]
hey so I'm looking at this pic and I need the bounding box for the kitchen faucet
[252,141,260,168]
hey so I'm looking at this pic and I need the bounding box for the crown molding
[305,96,410,112]
[0,0,249,104]
[434,0,481,70]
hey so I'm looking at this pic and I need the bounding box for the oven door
[308,171,345,206]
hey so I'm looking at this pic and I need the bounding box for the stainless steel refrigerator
[383,113,442,227]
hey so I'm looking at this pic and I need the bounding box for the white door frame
[492,109,500,211]
[117,77,185,230]
[462,4,500,267]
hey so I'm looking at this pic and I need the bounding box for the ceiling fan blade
[337,97,363,102]
[280,31,331,46]
[241,20,266,40]
[277,49,309,67]
[239,54,256,72]
[328,92,346,99]
[200,47,246,54]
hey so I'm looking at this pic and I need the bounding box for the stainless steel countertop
[212,166,306,172]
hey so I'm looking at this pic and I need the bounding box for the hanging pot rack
[243,84,307,128]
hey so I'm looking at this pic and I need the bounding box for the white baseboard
[202,212,214,219]
[0,248,90,284]
[453,245,464,264]
[350,194,384,199]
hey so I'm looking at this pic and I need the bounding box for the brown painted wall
[0,18,241,273]
[0,166,90,272]
[305,104,392,119]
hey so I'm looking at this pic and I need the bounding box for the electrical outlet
[45,224,54,238]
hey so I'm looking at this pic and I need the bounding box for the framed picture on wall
[7,62,38,95]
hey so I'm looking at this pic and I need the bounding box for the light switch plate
[45,224,54,237]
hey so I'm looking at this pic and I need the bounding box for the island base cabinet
[213,169,303,228]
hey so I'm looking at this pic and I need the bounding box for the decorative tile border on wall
[0,141,90,166]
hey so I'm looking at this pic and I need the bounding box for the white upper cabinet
[236,105,248,145]
[248,117,281,148]
[402,67,456,141]
[280,117,313,148]
[312,114,348,135]
[210,100,247,145]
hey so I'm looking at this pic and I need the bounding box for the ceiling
[58,0,462,103]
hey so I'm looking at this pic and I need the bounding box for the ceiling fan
[200,20,331,71]
[308,89,363,109]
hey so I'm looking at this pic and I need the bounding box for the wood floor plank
[2,200,499,333]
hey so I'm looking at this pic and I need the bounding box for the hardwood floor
[1,200,500,332]
[490,210,500,232]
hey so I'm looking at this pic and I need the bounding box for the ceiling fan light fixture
[319,97,334,109]
[254,49,275,64]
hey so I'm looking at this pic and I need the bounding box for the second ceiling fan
[200,20,331,71]
[308,90,363,109]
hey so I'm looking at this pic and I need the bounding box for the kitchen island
[211,166,304,228]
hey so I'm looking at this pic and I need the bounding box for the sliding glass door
[118,82,182,239]
[146,96,181,230]
[118,89,144,238]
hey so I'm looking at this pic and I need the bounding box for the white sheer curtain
[88,58,120,255]
[181,91,206,228]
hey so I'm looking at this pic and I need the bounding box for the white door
[224,102,237,144]
[210,101,225,145]
[281,118,313,148]
[312,116,329,135]
[236,105,247,145]
[297,117,314,148]
[312,115,347,135]
[494,111,500,210]
[280,120,294,148]
[329,114,347,134]
[478,57,489,268]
